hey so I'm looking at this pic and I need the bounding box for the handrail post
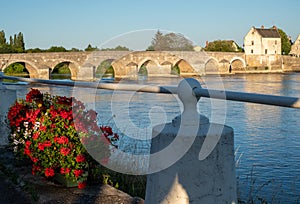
[0,71,3,88]
[0,72,17,145]
[145,78,237,203]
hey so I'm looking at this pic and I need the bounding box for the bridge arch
[174,59,194,76]
[3,60,39,78]
[205,58,219,73]
[230,57,246,73]
[51,60,81,80]
[95,59,115,78]
[139,59,164,76]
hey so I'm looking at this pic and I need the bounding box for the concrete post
[145,78,237,204]
[0,72,17,145]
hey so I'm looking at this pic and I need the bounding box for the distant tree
[47,46,67,52]
[14,32,25,52]
[85,44,99,51]
[0,30,6,45]
[278,28,291,55]
[52,62,71,74]
[0,30,26,53]
[146,45,154,51]
[204,40,242,52]
[101,45,130,51]
[147,30,194,51]
[4,62,29,75]
[70,47,81,52]
[0,30,11,53]
[26,48,44,53]
[0,44,12,53]
[9,36,13,46]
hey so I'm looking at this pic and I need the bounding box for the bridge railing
[1,72,300,203]
[1,72,300,109]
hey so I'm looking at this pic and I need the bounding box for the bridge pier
[36,66,50,79]
[75,65,95,81]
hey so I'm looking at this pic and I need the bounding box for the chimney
[272,25,277,30]
[261,25,264,29]
[205,41,209,48]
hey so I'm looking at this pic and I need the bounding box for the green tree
[52,62,71,74]
[70,47,81,52]
[278,28,291,55]
[14,32,25,53]
[0,30,11,53]
[47,46,67,52]
[26,48,44,53]
[9,36,13,46]
[204,40,242,52]
[85,44,99,51]
[147,30,194,51]
[4,62,29,75]
[101,45,130,51]
[0,30,26,53]
[0,30,6,45]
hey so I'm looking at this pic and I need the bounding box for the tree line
[0,30,25,53]
[0,28,293,54]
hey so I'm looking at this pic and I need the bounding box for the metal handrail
[1,73,300,109]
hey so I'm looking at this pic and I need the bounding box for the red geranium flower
[73,169,84,177]
[60,147,71,156]
[45,167,55,177]
[60,167,71,174]
[38,143,45,151]
[43,140,52,147]
[33,132,40,140]
[78,181,87,189]
[76,155,86,163]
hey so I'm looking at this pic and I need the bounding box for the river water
[9,73,300,203]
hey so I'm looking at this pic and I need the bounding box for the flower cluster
[8,89,119,189]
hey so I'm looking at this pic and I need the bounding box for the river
[9,73,300,203]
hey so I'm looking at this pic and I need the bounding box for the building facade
[244,26,281,55]
[290,34,300,57]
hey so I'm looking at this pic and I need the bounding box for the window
[251,49,253,54]
[251,41,254,46]
[275,40,277,45]
[265,49,268,54]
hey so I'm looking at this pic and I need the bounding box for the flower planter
[7,89,118,189]
[54,174,78,188]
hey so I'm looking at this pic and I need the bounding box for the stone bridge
[0,51,299,80]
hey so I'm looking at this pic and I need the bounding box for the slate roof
[255,28,281,38]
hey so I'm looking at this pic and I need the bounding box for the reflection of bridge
[0,51,299,80]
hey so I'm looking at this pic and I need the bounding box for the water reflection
[8,73,300,203]
[221,73,300,203]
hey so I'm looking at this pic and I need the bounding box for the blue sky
[1,0,299,50]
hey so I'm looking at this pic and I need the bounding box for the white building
[290,34,300,57]
[244,26,281,55]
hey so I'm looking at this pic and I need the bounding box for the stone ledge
[0,146,144,204]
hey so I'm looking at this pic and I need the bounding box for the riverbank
[0,145,144,204]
